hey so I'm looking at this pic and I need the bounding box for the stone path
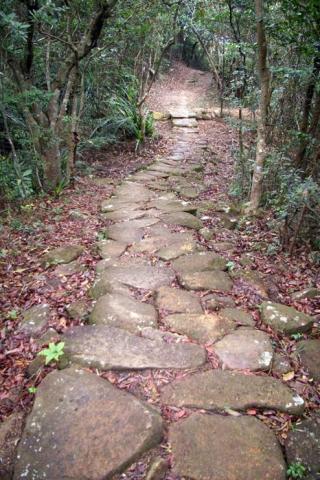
[10,105,318,480]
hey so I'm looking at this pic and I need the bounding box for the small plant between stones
[287,462,307,479]
[38,342,65,365]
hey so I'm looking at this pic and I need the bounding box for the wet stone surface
[261,301,314,334]
[18,304,51,337]
[14,369,163,480]
[213,327,274,371]
[62,325,206,370]
[161,369,304,415]
[169,413,286,480]
[89,293,157,333]
[163,312,235,344]
[155,286,202,314]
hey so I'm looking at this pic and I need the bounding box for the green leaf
[38,342,65,365]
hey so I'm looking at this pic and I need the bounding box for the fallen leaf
[282,371,295,382]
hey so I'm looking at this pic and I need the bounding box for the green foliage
[226,261,236,271]
[38,342,65,365]
[0,155,33,201]
[291,333,304,341]
[28,386,37,394]
[7,309,18,319]
[86,79,154,150]
[287,462,307,479]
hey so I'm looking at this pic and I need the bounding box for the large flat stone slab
[97,239,127,259]
[220,307,255,327]
[296,339,320,381]
[14,369,163,479]
[90,293,157,333]
[164,313,235,344]
[100,264,175,290]
[0,412,25,480]
[172,252,227,273]
[106,224,144,243]
[101,199,143,213]
[151,199,197,214]
[169,413,286,480]
[261,301,314,334]
[156,239,200,261]
[115,182,153,202]
[213,328,274,371]
[42,245,84,266]
[89,276,132,299]
[285,414,320,478]
[63,325,206,370]
[172,118,198,128]
[160,212,203,230]
[155,286,202,314]
[102,209,147,222]
[161,369,304,415]
[178,270,233,291]
[18,304,51,336]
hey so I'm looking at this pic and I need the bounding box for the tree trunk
[295,53,320,169]
[248,0,270,213]
[41,139,61,191]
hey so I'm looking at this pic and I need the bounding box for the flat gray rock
[18,304,51,336]
[89,275,132,299]
[172,252,227,274]
[131,230,193,254]
[115,182,154,202]
[296,339,320,381]
[66,300,90,321]
[151,199,197,214]
[172,118,198,128]
[14,369,163,480]
[101,199,143,213]
[157,239,200,261]
[169,413,286,480]
[102,209,146,221]
[106,223,144,243]
[219,307,254,326]
[261,301,313,334]
[0,412,25,480]
[90,293,157,333]
[63,325,206,370]
[272,353,292,376]
[155,286,202,314]
[42,245,84,266]
[178,270,233,291]
[213,328,274,371]
[285,414,320,478]
[106,218,159,243]
[160,212,203,230]
[100,264,175,290]
[164,313,235,344]
[54,260,85,277]
[97,240,127,259]
[292,288,320,300]
[161,369,304,415]
[204,294,236,310]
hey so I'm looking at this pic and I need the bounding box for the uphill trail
[2,64,320,480]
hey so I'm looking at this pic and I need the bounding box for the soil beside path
[1,63,319,480]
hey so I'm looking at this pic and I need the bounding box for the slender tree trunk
[295,53,320,169]
[248,0,270,213]
[41,139,62,191]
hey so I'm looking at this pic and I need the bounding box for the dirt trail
[1,63,319,480]
[147,62,213,112]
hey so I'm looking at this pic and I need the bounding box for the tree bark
[295,53,320,172]
[248,0,270,213]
